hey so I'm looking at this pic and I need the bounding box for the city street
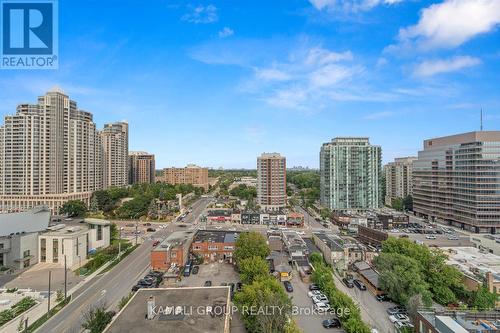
[36,197,212,333]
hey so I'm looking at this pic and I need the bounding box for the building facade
[257,153,286,211]
[101,122,129,189]
[0,89,105,212]
[159,165,208,191]
[320,137,382,211]
[129,151,155,184]
[413,131,500,234]
[385,157,416,206]
[0,206,51,270]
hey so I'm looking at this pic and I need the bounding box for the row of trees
[59,183,204,219]
[374,237,498,309]
[233,232,301,333]
[309,253,372,333]
[229,184,257,201]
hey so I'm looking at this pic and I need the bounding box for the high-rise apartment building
[101,122,129,188]
[413,131,500,234]
[129,151,155,184]
[320,137,382,211]
[159,165,208,191]
[257,153,286,211]
[0,89,104,212]
[385,157,416,205]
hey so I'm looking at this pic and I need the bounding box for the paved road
[289,274,344,333]
[36,197,212,333]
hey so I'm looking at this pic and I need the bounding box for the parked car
[312,295,329,304]
[342,278,354,288]
[376,294,389,302]
[425,235,436,239]
[395,321,414,329]
[204,280,212,287]
[314,302,331,313]
[389,314,410,323]
[236,282,243,292]
[322,318,341,328]
[309,283,320,291]
[283,281,293,292]
[143,223,151,226]
[192,266,199,274]
[152,240,160,247]
[387,306,407,315]
[353,279,367,291]
[308,290,323,298]
[220,282,227,286]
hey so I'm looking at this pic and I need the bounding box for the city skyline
[0,0,498,168]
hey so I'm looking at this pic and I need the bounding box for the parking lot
[289,274,344,333]
[176,262,240,288]
[0,264,82,292]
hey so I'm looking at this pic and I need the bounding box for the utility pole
[135,221,138,246]
[64,256,67,300]
[118,226,122,256]
[47,270,52,314]
[480,108,483,131]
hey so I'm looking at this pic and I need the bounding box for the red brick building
[150,231,194,270]
[191,230,240,263]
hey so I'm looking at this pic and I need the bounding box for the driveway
[332,273,396,333]
[288,274,344,333]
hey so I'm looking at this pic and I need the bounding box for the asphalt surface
[36,197,212,333]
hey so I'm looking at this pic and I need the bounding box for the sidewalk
[0,260,113,333]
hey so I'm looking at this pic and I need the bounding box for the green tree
[402,195,413,211]
[234,277,292,333]
[82,304,115,333]
[239,256,269,285]
[374,252,432,306]
[60,200,87,217]
[391,197,403,211]
[471,286,498,310]
[234,232,270,264]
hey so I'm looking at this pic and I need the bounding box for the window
[53,239,59,263]
[208,245,218,250]
[97,225,103,241]
[193,246,202,250]
[224,246,234,250]
[40,238,46,262]
[23,250,30,258]
[0,254,4,266]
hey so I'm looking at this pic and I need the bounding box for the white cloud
[413,56,481,77]
[305,48,353,66]
[363,111,396,120]
[218,27,234,38]
[309,0,404,12]
[254,68,292,82]
[182,4,218,24]
[398,0,500,50]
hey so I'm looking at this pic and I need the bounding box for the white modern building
[38,218,110,268]
[0,206,51,270]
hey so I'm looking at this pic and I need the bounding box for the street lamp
[118,227,124,257]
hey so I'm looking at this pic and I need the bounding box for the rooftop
[313,232,344,252]
[419,309,500,332]
[193,230,240,244]
[153,231,195,252]
[443,247,500,279]
[104,287,231,333]
[0,206,51,237]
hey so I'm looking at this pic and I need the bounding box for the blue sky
[1,0,499,168]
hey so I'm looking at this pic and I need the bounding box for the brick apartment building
[150,231,194,270]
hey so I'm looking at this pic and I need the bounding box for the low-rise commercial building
[357,225,388,248]
[104,287,231,333]
[191,230,240,263]
[352,261,384,296]
[0,206,51,270]
[282,230,308,259]
[416,309,500,333]
[38,218,110,268]
[151,231,195,271]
